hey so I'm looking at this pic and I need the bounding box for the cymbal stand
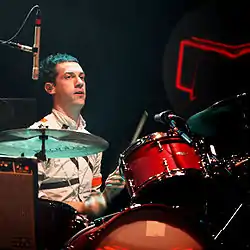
[213,203,243,241]
[34,128,48,161]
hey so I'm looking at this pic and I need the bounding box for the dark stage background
[0,0,249,180]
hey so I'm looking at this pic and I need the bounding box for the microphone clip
[0,40,35,54]
[154,110,193,145]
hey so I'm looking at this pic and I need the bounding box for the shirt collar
[52,108,86,130]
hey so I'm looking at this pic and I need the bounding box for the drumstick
[113,111,148,176]
[130,110,148,145]
[235,157,249,167]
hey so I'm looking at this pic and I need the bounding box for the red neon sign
[176,37,250,100]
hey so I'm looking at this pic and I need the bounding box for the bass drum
[37,199,87,250]
[64,204,217,250]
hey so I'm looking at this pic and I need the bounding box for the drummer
[30,53,125,218]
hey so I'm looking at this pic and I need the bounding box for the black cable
[0,5,40,44]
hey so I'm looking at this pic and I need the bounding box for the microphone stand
[167,117,193,145]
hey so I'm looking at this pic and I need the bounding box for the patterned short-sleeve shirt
[29,109,103,202]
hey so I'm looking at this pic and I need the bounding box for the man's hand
[103,166,125,203]
[65,167,126,217]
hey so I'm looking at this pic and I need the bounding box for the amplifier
[0,156,38,250]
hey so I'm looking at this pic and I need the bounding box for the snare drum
[120,132,208,205]
[64,204,216,250]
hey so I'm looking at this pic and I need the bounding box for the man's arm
[64,152,105,216]
[65,179,124,217]
[65,165,125,217]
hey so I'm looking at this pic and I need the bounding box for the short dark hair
[39,53,79,83]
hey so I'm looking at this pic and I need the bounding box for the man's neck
[53,104,82,123]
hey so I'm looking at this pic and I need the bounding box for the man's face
[53,61,86,107]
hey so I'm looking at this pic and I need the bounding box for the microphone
[0,41,33,53]
[32,8,41,80]
[154,110,181,124]
[154,110,193,145]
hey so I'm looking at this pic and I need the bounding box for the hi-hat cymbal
[0,128,109,160]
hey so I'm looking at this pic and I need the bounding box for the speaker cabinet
[0,157,38,250]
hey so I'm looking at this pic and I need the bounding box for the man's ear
[44,82,56,95]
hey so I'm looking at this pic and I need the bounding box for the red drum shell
[120,132,206,205]
[64,204,215,250]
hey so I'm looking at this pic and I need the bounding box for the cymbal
[0,128,109,159]
[187,93,249,156]
[187,92,249,137]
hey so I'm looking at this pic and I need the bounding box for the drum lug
[87,227,104,241]
[156,141,164,152]
[163,158,172,176]
[119,154,137,198]
[128,178,136,196]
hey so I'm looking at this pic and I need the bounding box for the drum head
[66,204,217,250]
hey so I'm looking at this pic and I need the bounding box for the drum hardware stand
[195,138,220,178]
[35,126,49,161]
[9,128,49,161]
[213,203,243,241]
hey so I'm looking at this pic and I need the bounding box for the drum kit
[0,92,249,249]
